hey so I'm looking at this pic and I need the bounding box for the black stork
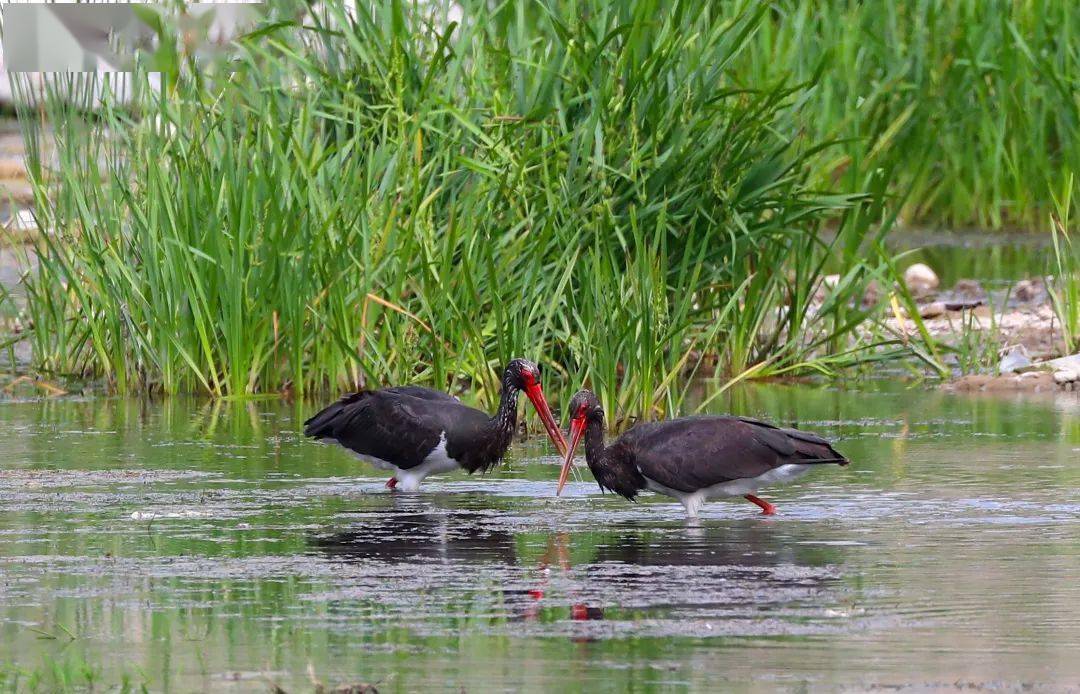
[555,390,848,518]
[303,359,567,491]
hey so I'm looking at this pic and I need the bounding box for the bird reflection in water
[309,510,841,636]
[514,531,604,631]
[308,513,603,627]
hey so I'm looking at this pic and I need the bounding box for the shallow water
[885,230,1050,286]
[2,385,1080,691]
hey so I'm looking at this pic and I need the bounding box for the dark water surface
[885,230,1050,286]
[2,385,1080,691]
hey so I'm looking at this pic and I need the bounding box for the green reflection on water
[1,384,1079,691]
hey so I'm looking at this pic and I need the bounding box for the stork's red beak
[524,382,568,456]
[556,414,586,496]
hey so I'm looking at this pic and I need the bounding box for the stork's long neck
[449,378,520,475]
[583,418,609,467]
[488,377,520,439]
[583,418,643,500]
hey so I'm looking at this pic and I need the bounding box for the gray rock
[1042,353,1080,372]
[1013,278,1045,303]
[998,345,1033,374]
[918,301,946,319]
[1053,369,1078,384]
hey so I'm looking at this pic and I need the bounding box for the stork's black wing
[383,386,459,402]
[619,416,847,494]
[303,390,442,470]
[736,416,849,463]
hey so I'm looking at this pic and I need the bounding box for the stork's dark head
[503,358,542,390]
[557,389,603,495]
[503,358,567,456]
[567,389,603,424]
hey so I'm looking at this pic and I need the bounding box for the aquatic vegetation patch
[10,0,900,417]
[736,0,1080,230]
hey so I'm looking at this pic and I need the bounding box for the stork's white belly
[643,463,810,517]
[326,433,459,491]
[397,435,459,490]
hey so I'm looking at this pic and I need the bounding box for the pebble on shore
[903,262,940,297]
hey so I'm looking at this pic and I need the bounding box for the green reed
[736,0,1080,231]
[1049,177,1079,352]
[11,0,899,419]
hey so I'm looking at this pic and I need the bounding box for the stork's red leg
[744,494,776,515]
[385,477,398,489]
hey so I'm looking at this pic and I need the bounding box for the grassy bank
[11,0,908,413]
[738,0,1080,230]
